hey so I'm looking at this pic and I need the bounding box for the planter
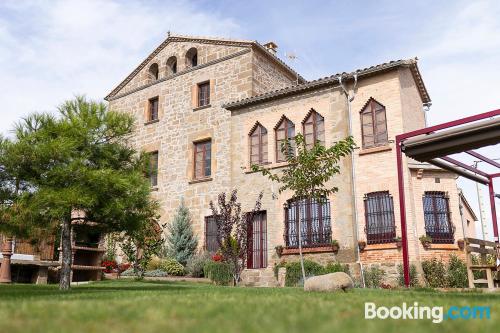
[275,246,284,258]
[358,241,366,252]
[332,244,339,253]
[396,240,402,249]
[457,239,465,250]
[422,241,431,249]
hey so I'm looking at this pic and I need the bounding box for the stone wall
[252,48,298,95]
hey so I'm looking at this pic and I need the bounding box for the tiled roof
[105,34,305,100]
[223,58,431,110]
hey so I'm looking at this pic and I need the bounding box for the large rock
[304,272,353,292]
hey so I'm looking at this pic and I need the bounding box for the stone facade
[106,35,474,287]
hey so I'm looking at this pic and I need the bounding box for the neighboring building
[105,34,476,286]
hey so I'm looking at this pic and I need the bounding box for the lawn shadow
[0,280,200,301]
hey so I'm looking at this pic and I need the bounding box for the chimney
[263,41,278,55]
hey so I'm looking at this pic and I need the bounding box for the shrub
[121,268,135,276]
[165,200,198,265]
[161,258,185,276]
[144,269,168,277]
[363,266,385,288]
[421,258,447,288]
[323,262,349,274]
[186,251,212,277]
[204,261,233,285]
[146,257,164,271]
[447,254,468,288]
[284,260,324,287]
[397,264,419,287]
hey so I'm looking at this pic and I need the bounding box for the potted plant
[331,239,340,253]
[457,239,465,250]
[394,237,402,249]
[419,235,432,249]
[358,240,367,252]
[275,245,284,257]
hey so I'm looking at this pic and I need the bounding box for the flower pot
[396,240,402,249]
[358,241,366,252]
[422,241,431,249]
[332,244,339,253]
[275,246,284,258]
[457,239,465,250]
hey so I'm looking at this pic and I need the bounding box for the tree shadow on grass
[0,280,201,301]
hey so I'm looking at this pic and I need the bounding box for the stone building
[105,34,477,286]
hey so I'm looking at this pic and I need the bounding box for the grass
[0,280,498,333]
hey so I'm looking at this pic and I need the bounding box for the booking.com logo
[365,302,491,323]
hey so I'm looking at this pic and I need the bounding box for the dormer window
[186,48,198,68]
[166,56,177,75]
[148,63,159,81]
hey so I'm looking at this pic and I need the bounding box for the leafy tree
[0,96,158,290]
[209,190,262,286]
[251,133,355,284]
[119,223,164,279]
[165,200,198,265]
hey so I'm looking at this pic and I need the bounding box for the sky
[0,0,499,238]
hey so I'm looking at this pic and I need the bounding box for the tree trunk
[59,218,72,290]
[297,218,306,285]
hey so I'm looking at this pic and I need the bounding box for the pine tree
[166,200,198,265]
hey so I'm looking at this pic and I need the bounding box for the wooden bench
[465,238,499,288]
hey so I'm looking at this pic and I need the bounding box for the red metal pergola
[396,109,500,287]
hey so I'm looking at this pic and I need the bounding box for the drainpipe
[458,190,467,239]
[338,74,365,287]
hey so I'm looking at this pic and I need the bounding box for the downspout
[338,74,365,287]
[458,189,467,239]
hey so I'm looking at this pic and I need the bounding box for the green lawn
[0,280,498,333]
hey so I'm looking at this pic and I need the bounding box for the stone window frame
[148,63,159,81]
[193,139,212,180]
[148,151,159,188]
[147,96,159,122]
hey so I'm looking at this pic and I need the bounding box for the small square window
[148,97,159,122]
[197,82,210,107]
[435,177,440,183]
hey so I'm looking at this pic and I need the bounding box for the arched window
[148,63,159,81]
[360,98,388,148]
[275,116,295,162]
[302,109,325,148]
[284,196,331,248]
[249,123,268,166]
[166,56,177,75]
[364,191,396,244]
[186,47,198,68]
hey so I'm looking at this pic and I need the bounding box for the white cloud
[408,0,500,240]
[0,0,241,135]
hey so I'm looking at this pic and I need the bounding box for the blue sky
[0,0,499,238]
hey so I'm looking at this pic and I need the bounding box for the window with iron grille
[249,123,268,166]
[360,98,388,149]
[194,140,211,179]
[364,191,396,244]
[247,211,267,269]
[423,191,455,243]
[148,97,159,121]
[284,197,331,248]
[302,109,325,149]
[205,216,219,253]
[275,117,295,162]
[148,151,158,187]
[197,81,210,107]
